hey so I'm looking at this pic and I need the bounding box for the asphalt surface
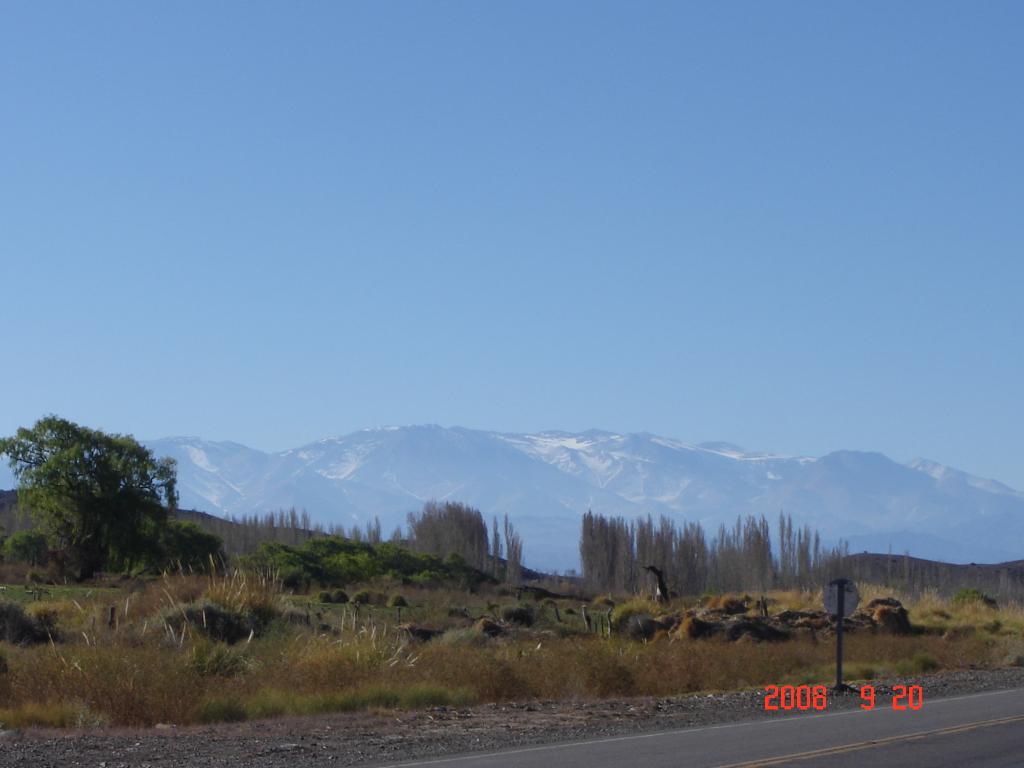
[374,687,1024,768]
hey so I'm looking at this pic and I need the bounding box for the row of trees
[176,507,410,555]
[405,500,524,584]
[579,510,848,595]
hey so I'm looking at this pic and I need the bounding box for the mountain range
[2,426,1022,570]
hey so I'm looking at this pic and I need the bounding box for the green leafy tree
[2,530,49,566]
[0,416,177,579]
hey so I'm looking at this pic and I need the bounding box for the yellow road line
[715,713,1024,767]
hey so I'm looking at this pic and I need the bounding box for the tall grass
[0,577,1020,728]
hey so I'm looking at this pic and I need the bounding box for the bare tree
[503,513,523,586]
[491,515,503,578]
[406,500,490,570]
[580,511,847,596]
[365,516,382,544]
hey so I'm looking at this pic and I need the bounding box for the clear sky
[2,2,1021,488]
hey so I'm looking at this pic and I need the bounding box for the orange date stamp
[763,684,923,711]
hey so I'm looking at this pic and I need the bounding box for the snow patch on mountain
[132,427,1024,570]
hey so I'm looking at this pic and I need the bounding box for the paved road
[375,688,1024,768]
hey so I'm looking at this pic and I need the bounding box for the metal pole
[835,578,845,690]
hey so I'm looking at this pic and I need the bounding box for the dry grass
[1,578,1022,728]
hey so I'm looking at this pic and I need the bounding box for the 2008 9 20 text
[763,685,923,711]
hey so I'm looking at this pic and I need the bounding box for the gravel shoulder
[4,667,1024,768]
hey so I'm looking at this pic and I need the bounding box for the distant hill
[143,426,1024,570]
[844,551,1024,600]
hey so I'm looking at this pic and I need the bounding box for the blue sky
[2,2,1022,488]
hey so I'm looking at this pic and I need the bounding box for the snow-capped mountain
[133,427,1024,570]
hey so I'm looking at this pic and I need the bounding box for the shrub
[610,598,660,631]
[190,642,253,678]
[277,607,311,628]
[204,569,283,624]
[501,605,534,626]
[474,617,505,637]
[0,600,48,644]
[25,601,75,637]
[674,615,717,640]
[332,589,349,604]
[351,590,372,605]
[625,614,664,641]
[280,568,309,591]
[872,605,912,635]
[318,591,334,604]
[592,595,616,608]
[167,601,254,644]
[240,536,492,590]
[952,588,998,609]
[387,594,409,608]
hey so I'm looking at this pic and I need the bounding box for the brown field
[1,572,1021,729]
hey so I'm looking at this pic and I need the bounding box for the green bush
[332,589,349,604]
[190,642,253,677]
[238,537,492,590]
[351,590,372,605]
[318,591,334,604]
[387,594,408,608]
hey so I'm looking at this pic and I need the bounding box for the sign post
[824,578,859,692]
